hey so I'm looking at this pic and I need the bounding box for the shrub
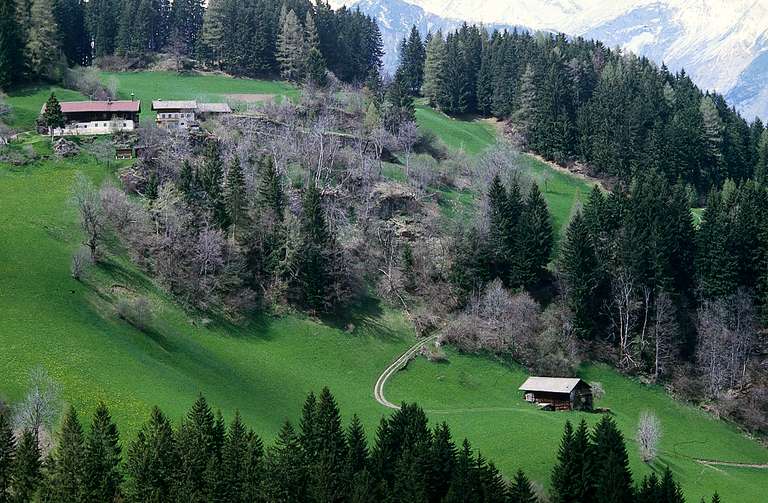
[116,296,153,332]
[70,247,93,280]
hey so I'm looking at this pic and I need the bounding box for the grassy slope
[387,351,768,502]
[4,85,88,130]
[2,74,765,501]
[414,103,592,235]
[0,140,411,440]
[100,71,298,122]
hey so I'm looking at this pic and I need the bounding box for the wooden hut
[518,377,593,411]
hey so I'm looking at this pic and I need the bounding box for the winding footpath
[375,340,768,470]
[374,335,439,410]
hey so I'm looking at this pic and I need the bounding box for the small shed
[518,377,593,411]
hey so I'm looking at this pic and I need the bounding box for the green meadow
[1,73,765,501]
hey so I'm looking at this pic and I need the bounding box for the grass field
[4,85,88,130]
[387,350,768,502]
[414,102,592,234]
[100,71,299,121]
[1,73,766,501]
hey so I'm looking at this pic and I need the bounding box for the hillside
[2,72,767,501]
[343,0,768,120]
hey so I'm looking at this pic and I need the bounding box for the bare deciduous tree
[607,268,641,369]
[652,291,678,382]
[636,411,662,462]
[696,289,756,397]
[13,366,62,441]
[70,246,92,280]
[71,172,106,260]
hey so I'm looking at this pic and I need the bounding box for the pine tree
[345,414,369,477]
[175,395,218,502]
[444,439,479,503]
[199,0,226,66]
[310,388,348,501]
[550,421,577,503]
[264,421,306,502]
[422,30,445,105]
[201,141,229,229]
[83,402,122,503]
[124,406,177,503]
[592,416,633,503]
[659,466,685,503]
[476,456,506,503]
[755,130,768,184]
[636,472,660,503]
[10,429,41,503]
[169,0,204,56]
[304,10,319,51]
[88,0,118,57]
[517,183,554,287]
[242,428,264,503]
[487,174,511,282]
[221,411,249,502]
[53,0,90,65]
[225,156,247,241]
[276,9,306,82]
[294,183,332,311]
[711,493,721,503]
[513,64,539,143]
[425,422,455,503]
[509,469,538,503]
[0,410,14,500]
[570,419,594,501]
[26,0,62,80]
[398,26,425,95]
[560,212,600,339]
[306,47,328,88]
[43,92,64,138]
[0,0,26,88]
[47,406,85,503]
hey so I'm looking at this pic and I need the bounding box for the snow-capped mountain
[346,0,525,73]
[335,0,768,120]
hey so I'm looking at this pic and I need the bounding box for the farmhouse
[519,377,593,411]
[41,100,141,136]
[152,100,232,129]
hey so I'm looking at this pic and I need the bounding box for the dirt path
[695,459,768,469]
[374,335,439,410]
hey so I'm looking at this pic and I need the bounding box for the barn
[41,100,141,136]
[518,377,593,411]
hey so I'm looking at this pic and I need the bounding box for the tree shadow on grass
[321,294,404,342]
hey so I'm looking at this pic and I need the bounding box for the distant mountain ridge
[335,0,768,121]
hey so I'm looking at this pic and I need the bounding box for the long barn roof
[518,377,588,394]
[41,101,141,114]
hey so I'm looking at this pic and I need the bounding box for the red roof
[41,101,141,114]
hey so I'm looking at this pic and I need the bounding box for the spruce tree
[26,0,62,80]
[550,421,577,503]
[756,130,768,184]
[0,0,25,89]
[53,0,90,65]
[0,410,14,501]
[43,92,64,138]
[169,0,204,56]
[199,0,226,66]
[221,411,249,502]
[264,421,306,502]
[175,395,218,502]
[225,156,247,241]
[509,469,538,503]
[399,26,425,95]
[592,416,633,503]
[306,47,328,88]
[345,414,369,477]
[83,402,122,503]
[124,406,177,503]
[636,472,660,503]
[513,64,539,143]
[517,183,554,287]
[426,422,455,503]
[487,174,511,282]
[560,212,600,339]
[422,31,446,106]
[88,0,118,57]
[444,439,479,503]
[47,406,85,503]
[295,183,332,312]
[276,8,306,82]
[10,429,41,503]
[658,466,685,503]
[310,387,348,502]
